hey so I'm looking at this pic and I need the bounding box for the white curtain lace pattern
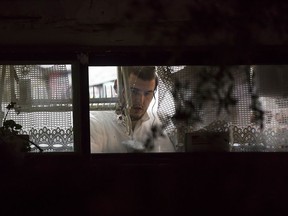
[157,65,288,152]
[0,65,73,152]
[20,127,73,152]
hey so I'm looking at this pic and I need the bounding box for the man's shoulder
[145,112,162,124]
[90,111,116,122]
[90,110,115,116]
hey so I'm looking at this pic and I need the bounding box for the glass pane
[89,65,288,153]
[0,64,73,152]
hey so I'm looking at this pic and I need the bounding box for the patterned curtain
[0,65,73,152]
[157,65,288,152]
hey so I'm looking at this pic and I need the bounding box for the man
[90,66,175,153]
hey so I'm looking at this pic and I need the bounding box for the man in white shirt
[90,66,175,153]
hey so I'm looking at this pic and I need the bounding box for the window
[0,64,74,152]
[89,65,288,153]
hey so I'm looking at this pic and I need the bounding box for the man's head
[115,66,158,121]
[127,66,157,121]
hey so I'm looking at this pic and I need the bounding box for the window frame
[1,45,288,160]
[0,60,83,156]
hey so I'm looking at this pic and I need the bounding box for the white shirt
[90,111,175,153]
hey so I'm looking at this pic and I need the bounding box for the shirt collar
[140,112,150,122]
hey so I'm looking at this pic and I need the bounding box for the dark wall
[1,153,288,216]
[1,0,288,48]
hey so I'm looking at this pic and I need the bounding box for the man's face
[127,73,156,121]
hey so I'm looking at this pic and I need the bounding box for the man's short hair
[126,66,158,90]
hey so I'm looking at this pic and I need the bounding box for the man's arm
[145,114,176,152]
[152,130,176,152]
[90,112,106,153]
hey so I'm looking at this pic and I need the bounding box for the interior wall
[1,0,288,48]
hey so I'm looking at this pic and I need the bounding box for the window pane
[0,64,73,152]
[89,65,288,153]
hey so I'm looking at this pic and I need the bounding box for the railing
[89,84,118,111]
[0,84,118,113]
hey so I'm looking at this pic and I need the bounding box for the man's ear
[113,80,117,94]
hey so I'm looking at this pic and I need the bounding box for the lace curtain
[0,65,73,152]
[157,65,288,152]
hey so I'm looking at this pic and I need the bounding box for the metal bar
[0,65,6,126]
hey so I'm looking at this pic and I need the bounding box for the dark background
[2,153,288,216]
[1,1,288,215]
